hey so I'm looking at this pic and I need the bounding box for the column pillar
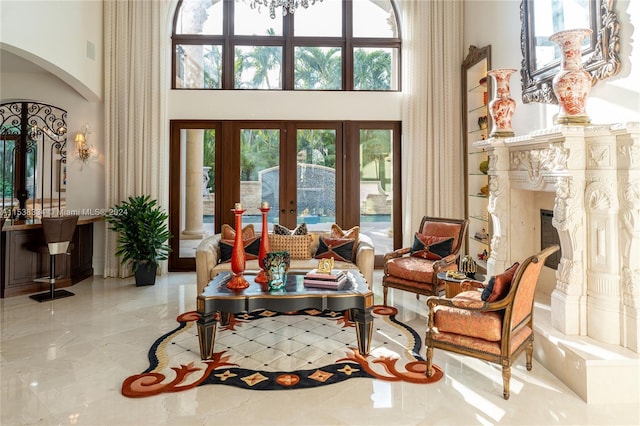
[486,137,511,276]
[550,129,588,336]
[585,128,620,344]
[615,123,640,351]
[182,129,205,239]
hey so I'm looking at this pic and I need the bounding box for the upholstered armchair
[382,216,469,306]
[425,245,560,400]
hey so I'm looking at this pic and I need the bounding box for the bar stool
[29,215,79,302]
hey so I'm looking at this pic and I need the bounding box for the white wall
[0,0,103,102]
[168,91,402,120]
[0,0,106,274]
[464,0,640,135]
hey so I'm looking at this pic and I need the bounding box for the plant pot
[135,263,157,286]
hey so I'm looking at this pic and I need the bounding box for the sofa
[196,230,374,294]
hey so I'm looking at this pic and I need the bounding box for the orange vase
[255,203,271,284]
[227,205,249,289]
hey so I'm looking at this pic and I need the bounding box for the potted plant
[105,195,172,286]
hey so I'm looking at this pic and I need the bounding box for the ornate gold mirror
[520,0,621,104]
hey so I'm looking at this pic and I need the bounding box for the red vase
[487,68,517,138]
[227,205,249,289]
[549,28,592,125]
[255,203,271,285]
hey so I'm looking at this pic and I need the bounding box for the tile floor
[1,271,639,426]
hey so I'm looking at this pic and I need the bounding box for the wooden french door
[168,120,399,271]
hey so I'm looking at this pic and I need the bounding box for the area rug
[122,305,443,397]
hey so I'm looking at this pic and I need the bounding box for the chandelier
[247,0,324,19]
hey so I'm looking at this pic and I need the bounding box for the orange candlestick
[227,206,249,289]
[255,204,271,284]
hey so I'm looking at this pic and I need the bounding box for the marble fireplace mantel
[475,122,640,353]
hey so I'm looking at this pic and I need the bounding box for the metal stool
[29,215,79,302]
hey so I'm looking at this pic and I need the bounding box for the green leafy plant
[105,195,172,272]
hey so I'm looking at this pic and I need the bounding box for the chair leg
[426,346,434,377]
[526,341,533,370]
[502,360,511,400]
[383,285,388,306]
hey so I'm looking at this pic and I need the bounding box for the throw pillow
[219,224,259,263]
[329,224,359,260]
[481,262,520,302]
[273,223,308,235]
[330,224,359,241]
[221,223,255,240]
[219,236,261,263]
[314,236,355,263]
[268,234,313,260]
[410,234,454,260]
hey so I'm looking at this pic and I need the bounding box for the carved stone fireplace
[475,122,640,403]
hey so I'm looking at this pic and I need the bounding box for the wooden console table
[0,216,102,298]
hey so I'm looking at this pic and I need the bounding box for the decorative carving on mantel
[621,180,640,210]
[619,143,640,168]
[586,183,615,211]
[621,267,639,308]
[510,144,569,187]
[620,179,640,259]
[557,258,582,295]
[552,177,575,231]
[487,174,508,272]
[589,144,611,168]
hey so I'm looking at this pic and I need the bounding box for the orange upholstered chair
[425,245,559,400]
[382,216,469,305]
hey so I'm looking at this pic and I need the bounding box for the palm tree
[294,47,342,90]
[235,29,282,89]
[353,49,392,90]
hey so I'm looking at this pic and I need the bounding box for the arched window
[172,0,401,90]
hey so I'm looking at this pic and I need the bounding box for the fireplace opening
[540,209,561,269]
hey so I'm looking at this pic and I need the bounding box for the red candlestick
[227,204,249,289]
[255,203,271,284]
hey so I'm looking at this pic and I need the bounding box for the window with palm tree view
[169,0,401,271]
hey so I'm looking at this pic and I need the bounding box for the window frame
[171,0,402,91]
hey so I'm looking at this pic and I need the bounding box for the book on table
[305,269,345,280]
[303,275,349,290]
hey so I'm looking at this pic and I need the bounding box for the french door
[169,120,400,271]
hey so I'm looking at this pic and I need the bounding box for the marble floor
[1,271,639,426]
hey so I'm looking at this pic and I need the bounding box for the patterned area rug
[122,305,443,397]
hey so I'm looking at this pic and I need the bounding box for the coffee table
[196,270,374,360]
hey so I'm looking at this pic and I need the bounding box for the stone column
[485,137,511,276]
[615,123,640,351]
[550,128,588,336]
[585,127,621,344]
[182,129,205,239]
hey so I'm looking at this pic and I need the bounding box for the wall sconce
[74,124,94,163]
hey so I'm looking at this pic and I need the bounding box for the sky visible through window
[200,0,393,37]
